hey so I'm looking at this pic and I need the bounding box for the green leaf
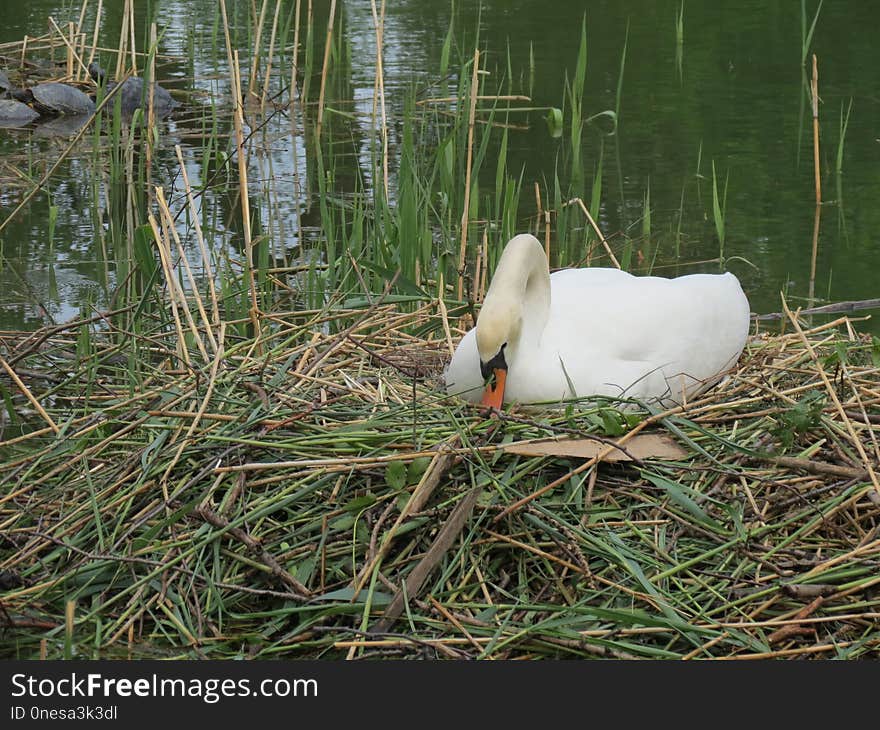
[48,204,59,246]
[392,516,429,537]
[291,555,316,585]
[133,224,158,278]
[585,108,618,135]
[599,409,625,436]
[311,587,392,605]
[823,341,848,369]
[343,494,377,513]
[544,107,563,138]
[407,457,432,484]
[711,160,726,251]
[643,472,725,531]
[353,260,428,298]
[385,461,407,491]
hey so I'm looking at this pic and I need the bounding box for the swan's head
[475,296,521,409]
[469,232,549,411]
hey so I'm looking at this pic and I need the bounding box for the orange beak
[480,368,507,411]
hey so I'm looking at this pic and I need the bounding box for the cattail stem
[811,53,821,205]
[315,0,336,141]
[457,49,480,301]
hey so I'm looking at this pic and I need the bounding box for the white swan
[445,233,750,409]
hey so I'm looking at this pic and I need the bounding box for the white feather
[445,234,750,407]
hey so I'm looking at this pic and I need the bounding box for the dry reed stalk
[473,228,483,303]
[213,445,505,474]
[48,16,91,79]
[428,596,484,653]
[314,0,336,140]
[19,35,28,68]
[174,145,221,330]
[436,284,455,357]
[248,0,270,101]
[456,49,481,301]
[811,53,821,204]
[0,356,59,434]
[783,298,880,497]
[755,296,880,322]
[288,0,304,234]
[370,0,389,199]
[416,94,531,105]
[534,182,543,233]
[846,362,880,472]
[147,212,192,369]
[719,641,866,660]
[114,0,128,78]
[161,324,226,485]
[544,211,552,257]
[808,185,821,305]
[333,636,491,650]
[78,32,87,77]
[123,123,137,243]
[260,0,283,107]
[127,0,136,73]
[75,0,89,37]
[66,21,74,77]
[146,410,250,424]
[154,186,217,356]
[230,48,263,352]
[86,0,102,72]
[567,197,621,268]
[218,0,235,77]
[478,228,488,301]
[145,23,158,210]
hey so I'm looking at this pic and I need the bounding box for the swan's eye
[480,343,508,382]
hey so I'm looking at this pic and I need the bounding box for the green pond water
[0,0,878,332]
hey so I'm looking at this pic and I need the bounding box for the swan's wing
[542,268,749,401]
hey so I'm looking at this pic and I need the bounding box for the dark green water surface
[0,1,878,331]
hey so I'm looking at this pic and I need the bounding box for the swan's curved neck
[475,235,552,367]
[489,236,550,324]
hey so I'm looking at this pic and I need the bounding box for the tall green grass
[711,160,729,269]
[801,0,824,66]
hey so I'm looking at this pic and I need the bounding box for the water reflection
[32,113,91,137]
[0,0,878,331]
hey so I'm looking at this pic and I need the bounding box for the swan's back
[544,267,749,403]
[444,243,751,407]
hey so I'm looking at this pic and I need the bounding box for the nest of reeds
[2,298,879,660]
